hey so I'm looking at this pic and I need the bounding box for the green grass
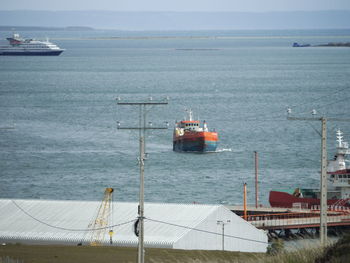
[1,235,349,263]
[0,244,263,263]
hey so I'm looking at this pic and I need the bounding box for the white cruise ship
[0,33,64,56]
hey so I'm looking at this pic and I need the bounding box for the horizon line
[1,9,350,13]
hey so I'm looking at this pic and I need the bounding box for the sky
[1,0,350,12]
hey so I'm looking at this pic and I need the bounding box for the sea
[0,29,350,206]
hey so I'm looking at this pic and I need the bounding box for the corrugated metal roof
[0,199,267,252]
[0,199,219,246]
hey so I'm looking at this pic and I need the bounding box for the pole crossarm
[116,99,168,263]
[288,117,350,122]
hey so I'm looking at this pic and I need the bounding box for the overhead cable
[11,200,135,232]
[145,217,268,244]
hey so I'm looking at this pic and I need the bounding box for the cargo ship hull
[269,190,344,208]
[269,130,350,209]
[173,109,218,153]
[173,132,218,152]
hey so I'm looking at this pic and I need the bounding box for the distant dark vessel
[316,42,350,47]
[293,42,350,48]
[0,33,64,56]
[292,42,311,47]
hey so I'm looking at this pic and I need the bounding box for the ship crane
[87,187,114,246]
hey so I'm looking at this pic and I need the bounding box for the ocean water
[0,29,350,205]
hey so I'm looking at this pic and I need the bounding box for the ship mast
[187,109,193,121]
[337,129,343,148]
[331,129,350,172]
[335,129,350,153]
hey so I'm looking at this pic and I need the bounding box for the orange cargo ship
[173,109,218,153]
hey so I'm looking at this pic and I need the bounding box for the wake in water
[215,148,232,153]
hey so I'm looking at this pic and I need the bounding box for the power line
[238,85,349,122]
[117,99,169,263]
[247,86,350,121]
[286,115,350,247]
[11,200,267,245]
[11,200,135,232]
[314,96,350,112]
[146,218,268,245]
[292,86,349,112]
[58,100,116,142]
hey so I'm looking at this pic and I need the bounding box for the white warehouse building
[0,199,267,252]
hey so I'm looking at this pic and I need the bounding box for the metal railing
[245,211,350,229]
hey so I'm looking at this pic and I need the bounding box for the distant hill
[0,26,94,31]
[0,10,349,30]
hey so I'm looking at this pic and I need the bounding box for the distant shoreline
[316,42,350,47]
[18,36,350,41]
[1,26,350,42]
[0,26,94,31]
[1,26,350,32]
[1,10,350,30]
[293,41,350,47]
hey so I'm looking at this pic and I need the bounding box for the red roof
[180,120,200,124]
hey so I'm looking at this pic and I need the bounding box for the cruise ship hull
[0,50,64,56]
[173,132,218,153]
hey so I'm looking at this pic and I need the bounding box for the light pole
[217,220,230,251]
[117,98,168,263]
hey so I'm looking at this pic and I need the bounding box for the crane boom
[88,187,114,246]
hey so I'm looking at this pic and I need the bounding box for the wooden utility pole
[255,151,259,208]
[320,117,327,246]
[117,99,168,263]
[287,114,350,247]
[243,183,247,220]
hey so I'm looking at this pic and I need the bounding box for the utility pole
[287,111,350,247]
[217,220,230,251]
[117,98,168,263]
[254,151,259,208]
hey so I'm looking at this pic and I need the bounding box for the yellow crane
[88,187,114,246]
